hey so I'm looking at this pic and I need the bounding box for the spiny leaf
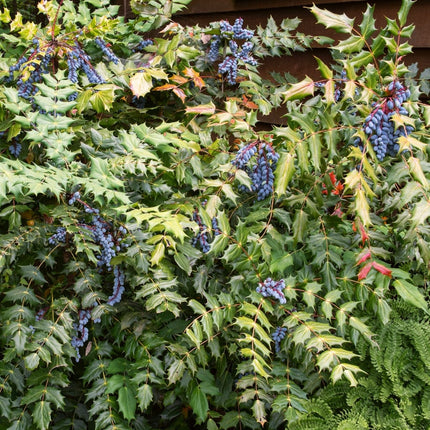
[282,77,314,101]
[190,385,208,422]
[309,5,355,33]
[118,385,137,421]
[393,279,429,314]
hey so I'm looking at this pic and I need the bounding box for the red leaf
[242,95,258,110]
[372,262,392,278]
[329,171,336,185]
[173,87,186,103]
[358,262,372,281]
[359,223,369,244]
[356,250,371,265]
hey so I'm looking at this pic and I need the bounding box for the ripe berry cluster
[9,138,22,158]
[134,39,153,52]
[8,38,54,100]
[256,278,286,304]
[94,37,120,64]
[71,309,91,361]
[354,80,413,160]
[67,42,105,85]
[191,208,211,253]
[48,227,67,245]
[272,326,287,353]
[108,265,125,306]
[48,192,127,361]
[232,140,279,200]
[191,203,220,253]
[7,34,115,102]
[207,18,256,85]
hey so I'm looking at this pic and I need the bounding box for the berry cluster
[191,202,220,253]
[256,278,286,304]
[67,42,105,85]
[48,192,127,360]
[272,326,287,353]
[48,227,67,245]
[191,208,211,253]
[8,39,54,99]
[207,18,256,85]
[354,80,413,160]
[7,34,114,102]
[9,138,22,158]
[71,309,91,361]
[232,140,279,200]
[108,266,125,306]
[94,37,119,64]
[134,39,153,52]
[212,217,221,236]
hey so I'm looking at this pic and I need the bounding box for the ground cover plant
[0,0,430,428]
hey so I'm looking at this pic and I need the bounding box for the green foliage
[0,0,429,428]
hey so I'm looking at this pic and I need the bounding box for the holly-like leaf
[393,279,429,314]
[358,262,372,281]
[130,72,153,97]
[190,385,208,422]
[33,401,51,430]
[185,102,216,115]
[282,77,314,101]
[309,5,354,33]
[118,385,137,421]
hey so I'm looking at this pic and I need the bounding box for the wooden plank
[174,1,429,48]
[181,0,365,14]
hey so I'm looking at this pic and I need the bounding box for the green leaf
[309,5,354,33]
[355,189,371,226]
[24,352,40,370]
[314,56,333,79]
[90,89,114,113]
[174,252,191,275]
[398,0,416,26]
[275,153,295,196]
[20,265,47,284]
[33,401,51,430]
[282,77,314,101]
[137,384,153,411]
[252,399,267,426]
[150,242,165,266]
[359,4,376,38]
[293,210,308,244]
[106,374,125,394]
[393,279,429,314]
[190,385,208,422]
[335,35,365,53]
[118,385,137,421]
[168,359,185,384]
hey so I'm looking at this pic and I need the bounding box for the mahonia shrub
[0,0,430,429]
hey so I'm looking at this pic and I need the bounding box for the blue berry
[272,326,287,353]
[191,207,215,253]
[232,141,279,200]
[48,227,67,245]
[9,141,21,158]
[94,37,119,64]
[107,266,125,306]
[256,278,286,304]
[134,39,153,52]
[355,80,413,160]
